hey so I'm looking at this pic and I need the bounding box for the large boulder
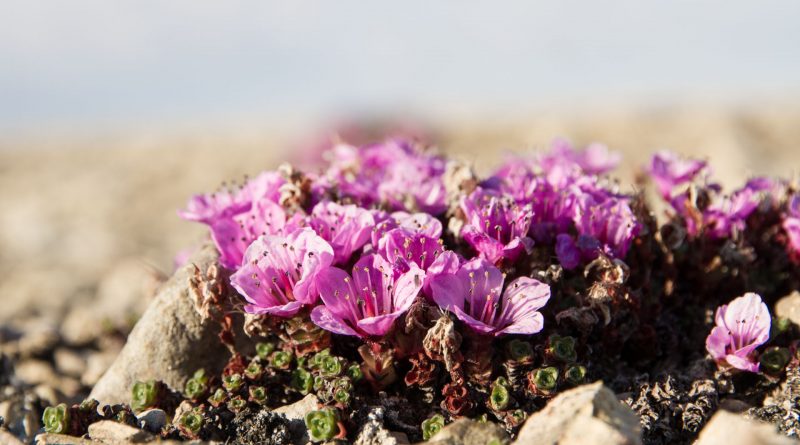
[90,245,231,404]
[514,381,642,445]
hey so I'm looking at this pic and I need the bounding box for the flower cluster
[182,138,613,341]
[176,138,800,442]
[647,151,793,241]
[484,139,640,269]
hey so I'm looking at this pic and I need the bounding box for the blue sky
[1,1,799,133]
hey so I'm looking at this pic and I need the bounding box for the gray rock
[35,433,94,445]
[89,245,232,404]
[137,408,168,434]
[61,306,103,347]
[427,419,509,445]
[0,429,25,445]
[14,360,57,386]
[695,411,793,445]
[13,320,60,358]
[88,419,155,443]
[273,394,320,444]
[775,291,800,327]
[354,407,409,445]
[273,394,320,421]
[61,259,163,347]
[54,348,87,378]
[81,351,118,387]
[514,381,642,445]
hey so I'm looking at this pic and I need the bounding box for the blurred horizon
[2,1,800,139]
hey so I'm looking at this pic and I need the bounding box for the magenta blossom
[555,233,601,270]
[705,292,771,373]
[309,201,375,265]
[430,258,550,336]
[784,195,800,259]
[371,211,443,250]
[310,254,424,338]
[538,138,621,179]
[179,171,284,224]
[210,200,305,269]
[574,197,640,259]
[460,189,534,265]
[647,151,708,200]
[230,228,334,317]
[379,228,460,297]
[179,172,298,269]
[322,139,447,214]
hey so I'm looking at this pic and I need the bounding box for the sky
[1,1,799,133]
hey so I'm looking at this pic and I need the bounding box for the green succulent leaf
[222,373,244,392]
[760,346,792,374]
[42,403,70,434]
[256,342,276,359]
[565,365,587,386]
[131,380,158,412]
[292,368,314,395]
[304,408,340,442]
[421,414,445,441]
[533,367,559,392]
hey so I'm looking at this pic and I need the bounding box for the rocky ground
[1,103,800,444]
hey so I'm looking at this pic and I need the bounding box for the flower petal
[430,273,467,310]
[357,311,405,337]
[310,305,360,337]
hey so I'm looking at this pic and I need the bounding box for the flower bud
[421,414,445,441]
[42,403,70,434]
[304,408,340,442]
[760,347,792,375]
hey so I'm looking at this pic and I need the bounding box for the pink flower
[210,200,305,269]
[230,228,334,317]
[460,189,534,265]
[370,211,443,251]
[178,171,284,224]
[310,254,424,338]
[430,258,550,336]
[308,201,375,265]
[379,228,461,294]
[179,172,298,269]
[647,151,708,200]
[705,292,771,373]
[322,138,447,214]
[784,195,800,258]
